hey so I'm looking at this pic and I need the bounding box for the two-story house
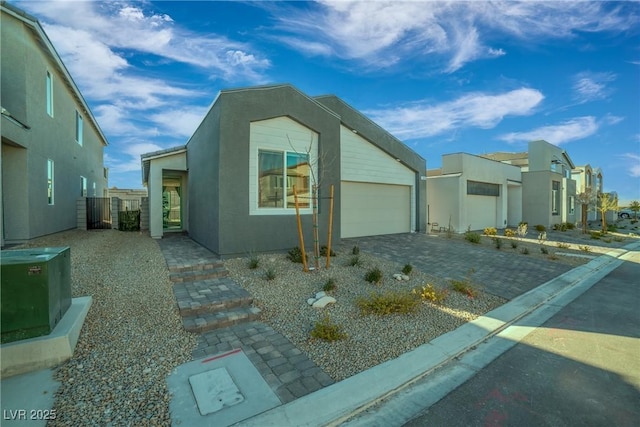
[571,164,604,222]
[482,140,577,229]
[1,1,108,246]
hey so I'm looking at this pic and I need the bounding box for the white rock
[307,298,316,306]
[312,296,336,308]
[393,274,403,280]
[402,274,410,281]
[315,291,327,299]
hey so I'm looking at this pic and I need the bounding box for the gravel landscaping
[224,249,507,382]
[13,229,197,426]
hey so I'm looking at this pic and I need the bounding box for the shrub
[265,268,276,281]
[540,246,549,254]
[520,247,530,255]
[464,227,481,244]
[608,224,618,232]
[493,237,502,250]
[401,263,413,275]
[548,254,559,260]
[310,315,347,341]
[247,256,260,269]
[504,228,516,237]
[320,245,336,257]
[614,236,625,242]
[323,278,337,292]
[511,240,519,249]
[578,245,592,253]
[450,279,477,299]
[565,222,575,230]
[356,291,419,315]
[517,223,528,238]
[556,242,570,249]
[364,267,383,284]
[590,231,601,240]
[534,224,546,232]
[347,255,362,267]
[413,284,448,305]
[287,246,308,263]
[352,245,360,255]
[483,227,497,236]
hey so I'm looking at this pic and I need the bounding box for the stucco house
[571,164,603,222]
[482,140,577,228]
[142,84,427,257]
[427,153,522,233]
[1,1,108,246]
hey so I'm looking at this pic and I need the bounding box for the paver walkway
[341,233,574,299]
[156,233,334,404]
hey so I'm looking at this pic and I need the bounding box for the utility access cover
[189,368,244,415]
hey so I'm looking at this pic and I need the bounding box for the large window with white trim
[258,150,310,209]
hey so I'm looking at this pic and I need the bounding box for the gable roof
[1,1,108,146]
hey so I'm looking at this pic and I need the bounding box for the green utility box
[1,247,72,344]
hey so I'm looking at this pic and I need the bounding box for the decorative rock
[401,274,410,281]
[307,298,316,306]
[393,274,403,280]
[314,291,327,299]
[312,296,336,308]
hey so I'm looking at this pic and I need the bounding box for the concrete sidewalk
[236,240,640,426]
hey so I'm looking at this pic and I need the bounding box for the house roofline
[1,1,108,146]
[140,145,187,185]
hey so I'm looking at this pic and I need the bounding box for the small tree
[629,200,640,220]
[576,189,596,234]
[598,192,618,233]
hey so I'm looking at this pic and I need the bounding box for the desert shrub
[356,291,419,315]
[413,284,448,305]
[310,315,347,341]
[265,268,277,281]
[578,245,592,253]
[534,224,546,232]
[565,222,575,230]
[287,246,308,263]
[464,227,481,244]
[364,267,383,284]
[483,227,497,236]
[402,263,413,275]
[347,255,362,267]
[450,279,477,299]
[493,237,502,250]
[540,246,549,254]
[608,224,618,232]
[614,236,625,242]
[352,245,360,255]
[320,245,336,257]
[517,223,528,238]
[504,228,516,237]
[323,278,337,292]
[247,255,260,269]
[520,247,530,255]
[556,242,570,249]
[590,231,601,240]
[511,240,519,249]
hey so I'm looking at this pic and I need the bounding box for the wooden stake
[326,184,334,269]
[293,185,308,272]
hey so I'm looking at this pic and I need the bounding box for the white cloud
[366,88,544,140]
[148,108,209,139]
[272,1,638,72]
[106,142,165,174]
[621,153,640,178]
[572,72,616,103]
[499,117,599,145]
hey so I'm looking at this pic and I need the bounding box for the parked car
[618,208,634,219]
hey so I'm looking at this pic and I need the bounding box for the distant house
[142,84,427,257]
[482,140,577,228]
[1,1,108,246]
[571,164,603,222]
[427,153,522,233]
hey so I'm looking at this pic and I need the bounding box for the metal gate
[86,197,111,229]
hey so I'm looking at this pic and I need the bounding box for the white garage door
[341,182,411,238]
[467,195,497,231]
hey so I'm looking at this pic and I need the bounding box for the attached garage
[341,182,411,238]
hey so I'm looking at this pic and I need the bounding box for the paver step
[169,266,228,283]
[168,261,224,273]
[182,306,262,333]
[173,277,253,316]
[177,293,254,317]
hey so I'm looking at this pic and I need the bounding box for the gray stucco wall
[188,86,342,257]
[1,9,106,243]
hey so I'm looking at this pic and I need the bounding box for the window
[80,176,87,197]
[46,71,53,117]
[467,180,499,196]
[569,195,575,215]
[47,159,54,205]
[258,150,310,209]
[92,182,96,197]
[552,181,560,215]
[75,111,83,145]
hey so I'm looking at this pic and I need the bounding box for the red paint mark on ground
[202,348,241,363]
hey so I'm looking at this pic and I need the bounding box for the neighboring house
[1,1,108,246]
[482,140,577,228]
[427,153,522,233]
[108,187,148,210]
[571,164,603,221]
[142,84,427,257]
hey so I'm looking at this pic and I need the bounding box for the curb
[236,240,640,427]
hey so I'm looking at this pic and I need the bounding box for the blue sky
[17,0,640,203]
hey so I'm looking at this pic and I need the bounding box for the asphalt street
[402,250,640,427]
